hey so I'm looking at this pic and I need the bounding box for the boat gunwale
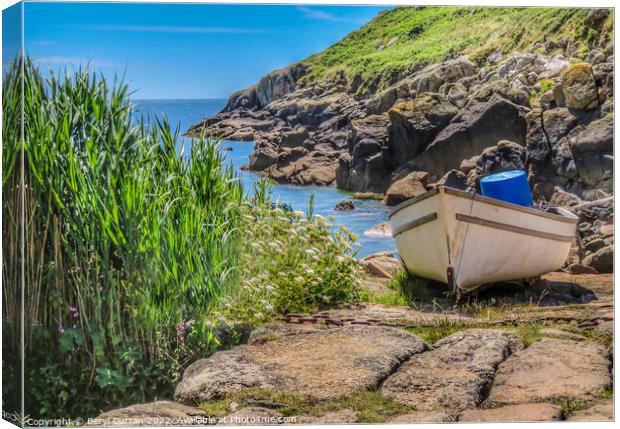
[389,186,579,225]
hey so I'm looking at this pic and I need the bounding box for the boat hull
[389,187,578,292]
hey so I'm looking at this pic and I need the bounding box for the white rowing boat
[389,187,578,293]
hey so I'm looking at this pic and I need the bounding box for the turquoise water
[132,99,395,257]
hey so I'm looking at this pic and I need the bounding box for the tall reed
[2,58,363,420]
[3,59,244,418]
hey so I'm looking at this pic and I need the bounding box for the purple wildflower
[70,305,79,319]
[57,324,65,335]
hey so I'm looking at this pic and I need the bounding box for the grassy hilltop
[299,7,612,94]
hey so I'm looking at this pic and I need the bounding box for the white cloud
[297,6,366,24]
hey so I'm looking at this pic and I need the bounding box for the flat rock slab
[175,325,428,404]
[539,328,587,341]
[486,338,611,405]
[567,402,613,421]
[458,403,563,422]
[88,401,210,426]
[381,329,522,411]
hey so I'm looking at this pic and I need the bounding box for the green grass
[2,59,364,420]
[600,388,613,401]
[298,7,610,95]
[199,388,416,423]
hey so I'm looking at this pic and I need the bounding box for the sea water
[132,98,395,257]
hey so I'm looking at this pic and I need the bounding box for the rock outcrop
[187,8,613,272]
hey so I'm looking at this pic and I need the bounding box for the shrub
[216,194,364,325]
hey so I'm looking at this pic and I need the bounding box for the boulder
[582,245,613,273]
[524,109,549,164]
[544,108,582,145]
[573,197,614,223]
[585,238,606,253]
[538,55,570,79]
[475,140,527,176]
[567,263,598,275]
[175,325,429,403]
[560,63,598,110]
[386,94,458,170]
[336,152,391,193]
[278,127,309,148]
[366,86,399,115]
[472,80,530,106]
[358,252,401,278]
[435,169,469,190]
[459,403,563,422]
[89,401,210,426]
[409,57,476,94]
[459,156,479,175]
[585,8,610,27]
[335,199,355,211]
[569,115,613,193]
[270,153,338,186]
[485,338,611,405]
[446,83,469,108]
[415,96,527,176]
[348,115,390,152]
[549,186,582,208]
[384,171,430,206]
[382,330,522,411]
[249,144,278,171]
[585,49,606,66]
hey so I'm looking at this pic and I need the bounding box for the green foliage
[216,201,364,323]
[2,58,365,419]
[539,78,555,94]
[587,27,599,46]
[600,388,613,401]
[299,7,594,95]
[408,321,468,344]
[2,58,243,418]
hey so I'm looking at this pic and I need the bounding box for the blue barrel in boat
[480,170,533,207]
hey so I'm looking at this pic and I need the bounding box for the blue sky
[2,2,21,72]
[23,2,388,99]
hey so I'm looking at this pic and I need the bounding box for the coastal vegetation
[301,7,610,94]
[1,60,362,419]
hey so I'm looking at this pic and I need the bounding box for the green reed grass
[3,59,244,417]
[2,59,363,419]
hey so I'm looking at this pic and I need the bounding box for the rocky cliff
[187,6,614,273]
